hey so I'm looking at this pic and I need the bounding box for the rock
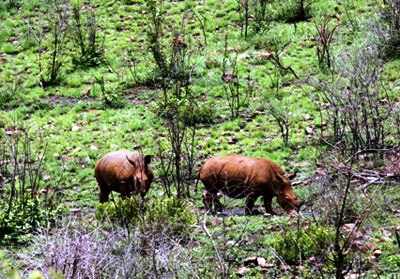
[236,267,250,277]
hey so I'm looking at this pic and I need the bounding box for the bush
[379,0,400,58]
[96,196,196,238]
[70,0,105,67]
[315,46,396,154]
[0,123,65,245]
[19,214,198,278]
[144,197,197,238]
[0,197,63,244]
[274,224,331,264]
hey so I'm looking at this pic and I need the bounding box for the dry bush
[21,215,200,278]
[315,46,397,155]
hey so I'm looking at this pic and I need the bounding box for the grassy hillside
[0,0,399,277]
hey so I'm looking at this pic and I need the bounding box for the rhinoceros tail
[194,166,203,194]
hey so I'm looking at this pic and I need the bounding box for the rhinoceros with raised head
[199,154,302,215]
[94,150,153,203]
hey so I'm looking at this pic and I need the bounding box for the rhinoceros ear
[144,155,152,165]
[126,155,136,167]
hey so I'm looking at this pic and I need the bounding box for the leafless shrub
[146,1,205,198]
[70,0,105,67]
[21,214,199,278]
[28,0,69,87]
[262,50,294,146]
[306,159,381,278]
[267,100,291,146]
[222,35,255,119]
[264,43,299,80]
[314,16,339,73]
[314,46,397,155]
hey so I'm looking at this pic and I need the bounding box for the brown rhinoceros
[94,150,153,202]
[199,154,302,215]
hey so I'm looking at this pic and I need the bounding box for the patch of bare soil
[125,85,157,106]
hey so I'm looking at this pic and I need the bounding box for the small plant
[29,0,69,87]
[143,197,196,238]
[221,35,255,119]
[0,68,20,109]
[341,0,360,33]
[95,196,142,228]
[0,122,65,245]
[379,0,400,58]
[274,224,331,264]
[94,76,125,108]
[70,0,105,67]
[96,196,196,238]
[314,16,339,73]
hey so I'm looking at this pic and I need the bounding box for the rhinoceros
[199,154,302,215]
[94,150,153,202]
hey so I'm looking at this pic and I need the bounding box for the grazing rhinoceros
[199,154,302,215]
[94,150,153,203]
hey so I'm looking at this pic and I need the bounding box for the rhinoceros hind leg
[202,191,224,214]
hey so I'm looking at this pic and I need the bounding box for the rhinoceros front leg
[119,182,131,199]
[245,193,260,215]
[263,194,274,214]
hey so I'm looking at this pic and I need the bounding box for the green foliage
[274,224,331,263]
[96,197,196,238]
[95,196,141,225]
[0,196,64,245]
[144,197,197,237]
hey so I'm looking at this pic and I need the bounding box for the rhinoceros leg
[202,191,212,211]
[119,182,130,199]
[98,183,111,203]
[213,194,224,213]
[245,193,259,215]
[263,194,274,214]
[202,190,224,213]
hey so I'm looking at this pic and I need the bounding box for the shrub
[379,0,400,58]
[315,46,397,155]
[96,196,196,239]
[274,224,331,264]
[20,214,198,278]
[143,197,196,238]
[0,123,65,245]
[70,0,105,67]
[29,0,69,87]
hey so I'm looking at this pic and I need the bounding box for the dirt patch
[125,85,158,106]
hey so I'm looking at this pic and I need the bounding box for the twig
[200,217,226,276]
[344,148,391,164]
